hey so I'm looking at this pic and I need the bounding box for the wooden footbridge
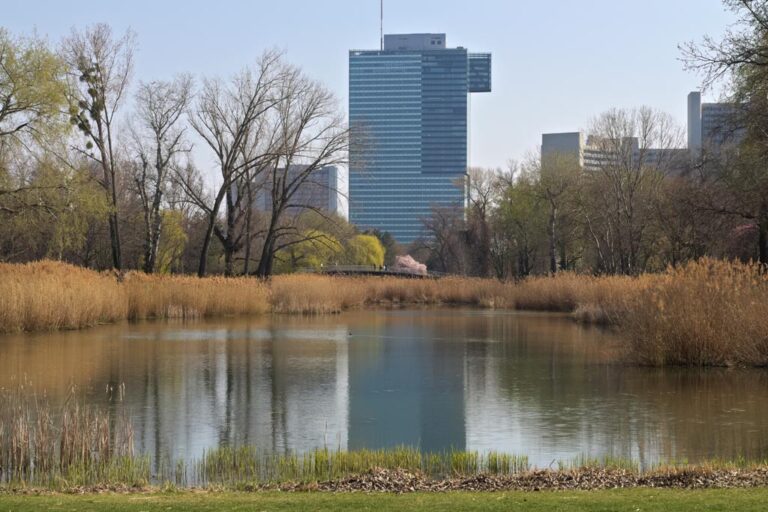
[299,265,444,279]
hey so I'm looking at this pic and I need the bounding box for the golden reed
[1,259,766,366]
[0,261,270,333]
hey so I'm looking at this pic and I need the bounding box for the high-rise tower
[349,33,491,244]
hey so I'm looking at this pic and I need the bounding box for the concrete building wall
[542,132,584,159]
[254,165,347,219]
[383,33,446,51]
[687,91,702,154]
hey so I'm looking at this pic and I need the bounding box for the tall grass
[6,382,768,490]
[268,275,515,313]
[0,261,127,333]
[2,259,768,367]
[621,259,768,367]
[0,381,147,488]
[195,446,530,486]
[0,261,270,333]
[124,272,270,320]
[269,274,367,314]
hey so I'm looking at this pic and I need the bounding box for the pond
[1,309,767,468]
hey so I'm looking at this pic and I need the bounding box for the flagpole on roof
[380,0,384,51]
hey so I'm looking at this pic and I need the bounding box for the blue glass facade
[469,53,492,93]
[349,35,491,244]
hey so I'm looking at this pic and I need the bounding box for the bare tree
[130,75,192,273]
[492,162,547,278]
[683,0,768,265]
[420,206,468,274]
[530,152,582,273]
[183,51,284,277]
[583,107,684,274]
[254,65,349,278]
[681,0,768,89]
[467,167,502,277]
[63,23,136,270]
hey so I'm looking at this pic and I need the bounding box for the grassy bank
[3,489,768,512]
[1,259,767,366]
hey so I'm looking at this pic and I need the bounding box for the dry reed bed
[269,273,652,319]
[0,261,127,333]
[621,259,768,367]
[268,275,514,314]
[2,259,768,366]
[124,273,270,320]
[0,261,270,333]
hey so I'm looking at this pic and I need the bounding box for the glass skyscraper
[349,34,491,244]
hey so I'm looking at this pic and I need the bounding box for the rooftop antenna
[380,0,384,50]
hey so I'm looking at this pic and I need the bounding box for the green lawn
[1,489,767,512]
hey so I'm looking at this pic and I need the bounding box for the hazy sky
[6,0,736,170]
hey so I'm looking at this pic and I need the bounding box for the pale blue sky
[5,0,736,169]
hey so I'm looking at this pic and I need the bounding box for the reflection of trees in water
[0,317,352,462]
[3,312,768,466]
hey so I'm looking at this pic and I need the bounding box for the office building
[687,91,744,154]
[349,33,491,244]
[253,165,348,219]
[541,91,745,173]
[541,132,688,174]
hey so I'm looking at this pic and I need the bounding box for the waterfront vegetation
[2,258,768,367]
[4,383,768,494]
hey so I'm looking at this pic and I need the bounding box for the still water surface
[1,309,767,467]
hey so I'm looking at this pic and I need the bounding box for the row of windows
[350,186,464,193]
[350,188,464,194]
[351,202,462,209]
[351,195,460,203]
[350,178,466,184]
[349,104,422,110]
[349,180,466,186]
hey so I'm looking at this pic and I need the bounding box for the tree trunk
[759,209,768,267]
[255,247,272,277]
[224,245,235,277]
[108,211,122,271]
[197,213,217,277]
[243,179,254,275]
[548,205,557,274]
[223,188,238,277]
[142,210,153,273]
[147,208,162,273]
[104,162,122,271]
[255,237,275,278]
[255,204,281,278]
[143,167,165,273]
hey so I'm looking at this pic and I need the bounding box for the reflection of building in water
[346,312,466,452]
[6,312,768,468]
